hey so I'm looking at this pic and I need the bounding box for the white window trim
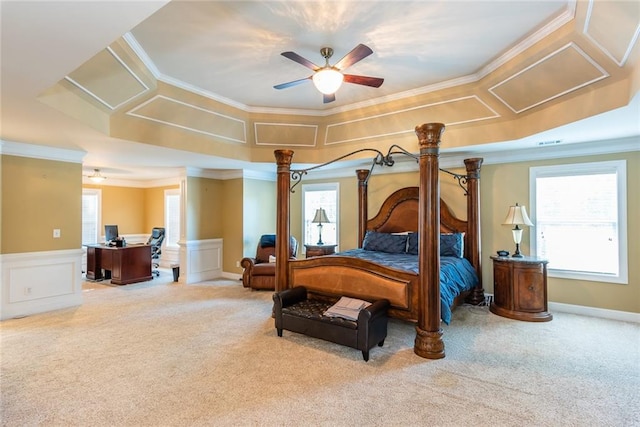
[529,160,628,284]
[82,188,102,244]
[165,189,180,249]
[301,182,340,250]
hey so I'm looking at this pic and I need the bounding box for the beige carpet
[1,273,638,427]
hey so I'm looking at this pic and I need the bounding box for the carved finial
[274,150,294,171]
[415,123,445,148]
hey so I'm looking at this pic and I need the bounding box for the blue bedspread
[336,249,479,324]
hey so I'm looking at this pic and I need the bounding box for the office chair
[146,227,166,277]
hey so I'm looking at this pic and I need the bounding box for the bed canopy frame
[273,123,483,359]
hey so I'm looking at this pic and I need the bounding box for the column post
[274,150,294,292]
[414,123,445,359]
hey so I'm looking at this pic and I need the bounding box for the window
[530,160,627,284]
[302,183,339,250]
[82,189,101,244]
[165,189,181,248]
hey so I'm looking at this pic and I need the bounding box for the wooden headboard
[364,186,470,260]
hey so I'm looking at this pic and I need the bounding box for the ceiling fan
[274,44,384,103]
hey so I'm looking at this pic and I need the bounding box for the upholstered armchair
[241,235,298,290]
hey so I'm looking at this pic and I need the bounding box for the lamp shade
[502,203,533,226]
[312,208,330,224]
[312,68,344,95]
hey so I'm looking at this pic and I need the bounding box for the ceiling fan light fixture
[312,68,344,95]
[88,168,106,183]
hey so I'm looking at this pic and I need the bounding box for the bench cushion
[281,299,358,329]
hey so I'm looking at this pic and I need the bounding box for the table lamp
[312,207,330,245]
[502,203,534,258]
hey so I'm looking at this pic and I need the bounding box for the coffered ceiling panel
[127,95,246,143]
[489,43,609,113]
[65,47,149,110]
[325,96,499,145]
[254,123,318,147]
[584,0,640,66]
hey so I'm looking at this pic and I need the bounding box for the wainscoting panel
[178,239,223,284]
[0,249,83,320]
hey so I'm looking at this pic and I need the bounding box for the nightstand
[490,255,552,322]
[305,244,337,257]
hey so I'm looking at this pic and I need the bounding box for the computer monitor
[104,225,119,242]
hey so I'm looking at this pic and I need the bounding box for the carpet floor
[1,274,638,426]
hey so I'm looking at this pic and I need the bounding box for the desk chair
[146,227,166,277]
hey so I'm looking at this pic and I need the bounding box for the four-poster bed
[273,123,484,359]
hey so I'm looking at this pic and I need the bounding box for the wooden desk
[85,244,152,285]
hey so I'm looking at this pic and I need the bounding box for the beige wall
[186,176,223,241]
[242,178,277,257]
[1,155,81,254]
[291,151,639,314]
[222,178,244,274]
[291,169,468,255]
[482,151,639,313]
[3,147,636,314]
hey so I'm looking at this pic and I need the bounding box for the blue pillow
[441,233,464,258]
[407,232,464,257]
[362,231,408,254]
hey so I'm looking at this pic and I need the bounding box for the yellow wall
[144,186,170,231]
[83,184,178,235]
[1,156,81,253]
[186,176,223,240]
[242,178,277,257]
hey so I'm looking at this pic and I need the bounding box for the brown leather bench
[273,286,390,361]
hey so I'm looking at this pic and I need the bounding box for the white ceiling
[130,0,567,110]
[1,0,638,184]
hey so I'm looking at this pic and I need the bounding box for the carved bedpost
[414,123,445,360]
[356,169,370,248]
[275,150,294,292]
[464,158,485,305]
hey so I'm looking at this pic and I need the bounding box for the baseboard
[548,301,640,323]
[482,293,639,323]
[221,271,242,281]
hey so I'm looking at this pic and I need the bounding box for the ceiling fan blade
[343,74,384,88]
[323,93,336,103]
[333,44,373,70]
[273,76,312,90]
[281,51,321,71]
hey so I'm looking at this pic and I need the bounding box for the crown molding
[0,140,85,163]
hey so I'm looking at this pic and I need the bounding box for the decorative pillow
[440,233,464,258]
[407,232,464,257]
[362,231,408,254]
[407,233,419,255]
